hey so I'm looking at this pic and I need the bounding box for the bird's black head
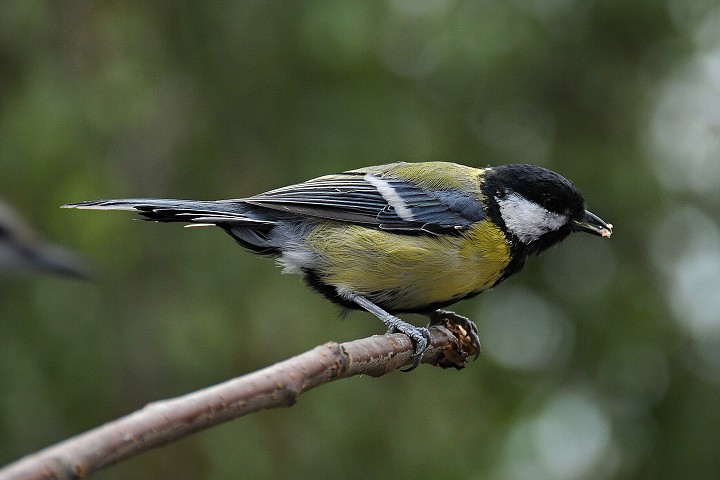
[481,164,612,255]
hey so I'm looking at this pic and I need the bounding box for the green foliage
[2,1,720,478]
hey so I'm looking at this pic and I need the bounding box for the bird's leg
[428,309,481,360]
[338,290,430,371]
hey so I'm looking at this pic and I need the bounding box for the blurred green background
[2,1,720,479]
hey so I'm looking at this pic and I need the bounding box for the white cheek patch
[363,173,414,221]
[496,193,568,243]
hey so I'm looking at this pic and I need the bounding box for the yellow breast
[304,220,511,311]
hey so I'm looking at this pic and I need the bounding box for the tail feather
[63,198,281,254]
[62,198,273,226]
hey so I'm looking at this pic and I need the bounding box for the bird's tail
[63,198,274,226]
[63,198,280,254]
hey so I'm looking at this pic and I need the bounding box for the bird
[63,162,612,370]
[0,200,91,279]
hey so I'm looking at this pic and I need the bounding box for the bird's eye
[544,197,561,212]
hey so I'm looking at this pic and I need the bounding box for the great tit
[0,200,91,278]
[64,162,612,369]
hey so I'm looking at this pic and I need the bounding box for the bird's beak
[572,210,613,238]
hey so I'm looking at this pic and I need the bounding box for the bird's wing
[244,169,486,234]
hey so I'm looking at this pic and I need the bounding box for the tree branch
[0,321,478,480]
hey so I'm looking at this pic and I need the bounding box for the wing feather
[245,171,485,233]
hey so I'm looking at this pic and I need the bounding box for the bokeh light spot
[476,287,574,372]
[532,390,614,480]
[645,48,720,198]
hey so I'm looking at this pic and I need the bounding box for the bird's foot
[384,318,431,372]
[337,289,431,371]
[429,309,481,360]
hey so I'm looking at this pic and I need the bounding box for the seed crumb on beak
[601,224,613,238]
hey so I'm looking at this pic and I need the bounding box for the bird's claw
[429,309,481,360]
[386,323,431,372]
[337,290,433,371]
